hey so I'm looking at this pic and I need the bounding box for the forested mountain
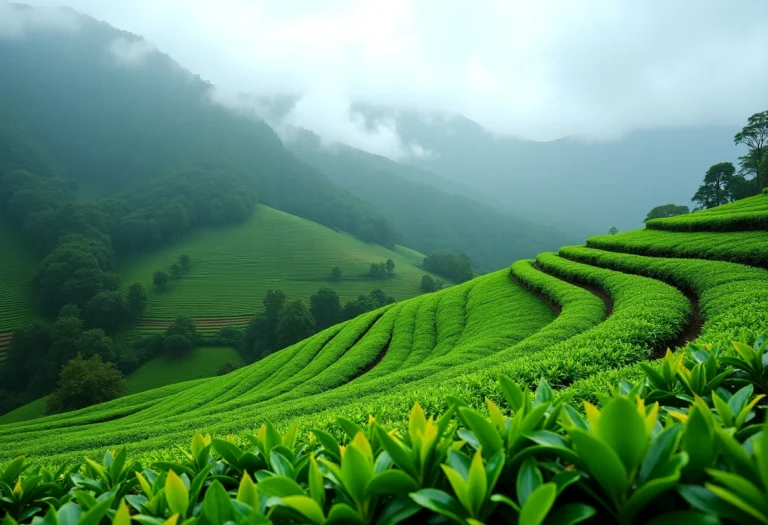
[287,130,576,271]
[353,106,742,232]
[0,4,395,248]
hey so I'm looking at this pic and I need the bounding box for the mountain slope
[356,106,741,233]
[2,194,767,465]
[287,131,577,271]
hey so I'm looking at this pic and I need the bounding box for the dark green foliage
[45,354,125,414]
[153,270,169,290]
[609,226,618,235]
[178,253,191,269]
[369,261,387,279]
[163,334,194,357]
[213,326,245,350]
[73,329,117,362]
[423,250,473,283]
[647,193,768,231]
[83,291,130,334]
[310,288,343,331]
[166,316,198,349]
[330,265,342,281]
[126,283,147,320]
[0,322,51,392]
[691,162,753,210]
[420,274,442,293]
[644,203,689,222]
[734,110,768,190]
[385,257,395,275]
[57,304,80,319]
[169,262,183,279]
[276,298,315,349]
[342,288,396,320]
[34,236,118,313]
[216,360,242,376]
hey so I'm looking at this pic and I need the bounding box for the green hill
[120,205,446,332]
[2,194,767,466]
[287,131,576,271]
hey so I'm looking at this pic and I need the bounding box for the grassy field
[120,205,444,327]
[1,197,768,469]
[0,220,39,363]
[0,346,244,425]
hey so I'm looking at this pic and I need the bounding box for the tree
[276,298,315,349]
[83,291,130,333]
[0,322,52,392]
[178,254,191,269]
[343,294,376,320]
[126,283,147,320]
[734,110,768,190]
[692,162,737,210]
[166,316,198,346]
[214,326,244,349]
[369,262,387,279]
[421,275,440,293]
[423,251,473,283]
[369,288,388,307]
[263,289,287,321]
[58,304,81,319]
[169,262,183,279]
[153,270,169,290]
[163,334,193,357]
[385,258,395,276]
[330,266,342,281]
[243,290,287,361]
[310,288,343,331]
[608,226,618,235]
[73,329,117,362]
[644,204,690,222]
[46,354,126,414]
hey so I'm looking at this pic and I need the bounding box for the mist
[16,0,768,157]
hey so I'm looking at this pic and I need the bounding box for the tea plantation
[120,205,444,335]
[2,194,768,524]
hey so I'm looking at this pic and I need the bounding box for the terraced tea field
[120,205,444,334]
[0,221,39,364]
[2,194,768,467]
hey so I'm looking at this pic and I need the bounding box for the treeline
[423,250,474,283]
[240,287,395,362]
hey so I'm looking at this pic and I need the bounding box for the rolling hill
[2,193,766,468]
[120,204,446,334]
[286,130,577,271]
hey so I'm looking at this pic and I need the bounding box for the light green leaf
[543,503,596,525]
[519,483,557,525]
[203,480,232,524]
[517,458,542,506]
[597,397,647,474]
[366,470,419,496]
[282,495,326,525]
[164,470,189,517]
[568,428,627,506]
[459,407,503,457]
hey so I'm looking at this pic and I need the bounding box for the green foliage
[216,360,243,376]
[46,354,126,414]
[692,162,749,210]
[330,266,342,281]
[153,270,169,291]
[2,361,768,524]
[734,110,768,190]
[83,291,130,334]
[424,250,473,283]
[163,317,199,357]
[125,283,147,321]
[310,289,343,332]
[647,193,768,231]
[644,204,689,222]
[276,298,316,349]
[420,274,443,293]
[609,226,618,235]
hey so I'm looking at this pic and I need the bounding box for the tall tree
[692,162,737,210]
[126,283,147,320]
[153,270,169,291]
[734,110,768,190]
[276,298,315,349]
[310,288,343,331]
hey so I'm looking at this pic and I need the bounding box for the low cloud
[107,36,156,67]
[0,3,80,39]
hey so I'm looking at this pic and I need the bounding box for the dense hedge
[1,335,767,524]
[646,193,768,232]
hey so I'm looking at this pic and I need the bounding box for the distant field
[120,205,442,326]
[0,346,244,424]
[0,221,39,363]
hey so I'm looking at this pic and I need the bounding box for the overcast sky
[11,0,768,157]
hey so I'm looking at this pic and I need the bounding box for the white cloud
[107,36,156,67]
[20,0,768,150]
[0,2,80,39]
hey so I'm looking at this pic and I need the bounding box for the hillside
[2,193,766,468]
[354,106,742,233]
[120,205,446,333]
[287,130,576,271]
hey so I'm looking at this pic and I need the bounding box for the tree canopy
[644,204,690,222]
[46,354,126,414]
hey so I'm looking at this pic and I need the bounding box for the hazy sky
[10,0,768,158]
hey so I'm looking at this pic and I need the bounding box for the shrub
[2,335,767,523]
[45,353,125,414]
[216,360,242,376]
